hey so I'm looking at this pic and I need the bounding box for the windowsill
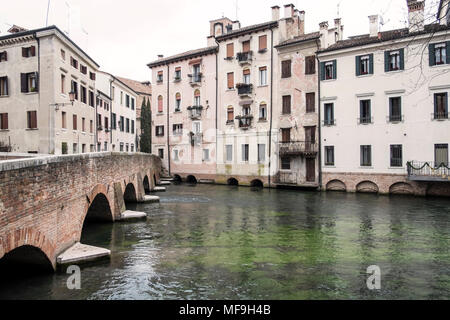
[258,119,267,123]
[324,165,336,168]
[258,85,269,88]
[279,169,292,172]
[359,166,374,169]
[386,69,404,74]
[24,92,38,95]
[258,49,268,54]
[226,121,235,125]
[281,77,292,80]
[430,63,448,68]
[0,129,10,132]
[226,88,235,92]
[280,113,292,117]
[322,79,336,82]
[389,167,404,170]
[358,123,374,125]
[26,128,39,131]
[0,95,9,98]
[174,110,182,113]
[156,113,165,116]
[356,73,373,78]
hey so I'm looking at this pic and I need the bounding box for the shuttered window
[390,145,403,167]
[22,46,36,58]
[360,145,372,167]
[356,54,374,76]
[281,128,291,143]
[21,72,39,93]
[227,72,234,89]
[306,93,315,113]
[62,112,66,129]
[282,95,291,114]
[259,35,267,51]
[0,51,7,62]
[0,76,8,96]
[72,114,77,130]
[320,60,337,80]
[242,144,249,162]
[242,41,250,53]
[429,42,450,66]
[27,111,37,129]
[281,60,291,78]
[434,92,448,119]
[385,49,404,72]
[435,144,449,166]
[325,146,335,166]
[227,43,234,58]
[258,144,265,162]
[305,56,316,74]
[158,96,163,113]
[0,113,8,130]
[227,107,234,122]
[226,145,233,162]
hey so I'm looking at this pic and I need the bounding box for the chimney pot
[368,15,379,37]
[271,5,280,21]
[284,4,295,19]
[407,0,425,32]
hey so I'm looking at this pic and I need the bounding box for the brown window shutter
[30,46,36,57]
[259,35,267,51]
[20,73,28,92]
[175,67,181,72]
[260,66,267,71]
[243,41,250,53]
[22,47,27,57]
[227,43,234,58]
[227,73,234,89]
[32,111,37,129]
[227,107,234,121]
[73,115,77,130]
[283,95,291,114]
[282,60,291,78]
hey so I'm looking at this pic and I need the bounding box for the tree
[140,97,152,153]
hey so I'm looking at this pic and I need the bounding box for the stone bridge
[0,152,162,271]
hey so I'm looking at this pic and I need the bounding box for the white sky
[0,0,441,81]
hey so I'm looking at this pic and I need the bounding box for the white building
[319,0,450,196]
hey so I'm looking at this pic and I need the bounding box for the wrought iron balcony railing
[187,105,203,119]
[407,161,450,182]
[188,73,202,85]
[189,132,203,146]
[276,172,298,185]
[279,141,318,157]
[236,115,253,129]
[432,112,449,120]
[387,115,404,123]
[237,51,253,64]
[236,83,253,96]
[358,117,373,125]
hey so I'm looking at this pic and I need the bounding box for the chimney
[407,0,425,33]
[157,55,164,60]
[319,21,329,49]
[272,5,280,21]
[232,21,241,30]
[299,10,305,35]
[438,0,450,25]
[284,4,295,19]
[369,15,379,37]
[334,18,343,41]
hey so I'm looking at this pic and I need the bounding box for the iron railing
[279,141,318,157]
[237,51,253,63]
[188,73,202,84]
[387,115,404,123]
[407,161,450,181]
[237,83,253,95]
[276,172,298,185]
[236,115,253,129]
[188,106,203,119]
[322,119,336,126]
[358,117,373,124]
[432,112,449,120]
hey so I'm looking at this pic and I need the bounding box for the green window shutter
[384,51,390,72]
[389,98,393,118]
[333,60,337,79]
[320,62,325,81]
[447,42,450,64]
[399,48,405,70]
[369,54,374,74]
[429,44,436,66]
[445,93,449,114]
[360,100,363,119]
[356,56,361,76]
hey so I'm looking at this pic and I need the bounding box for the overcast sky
[0,0,441,81]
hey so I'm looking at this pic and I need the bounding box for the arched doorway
[143,176,151,194]
[227,178,239,186]
[186,175,197,184]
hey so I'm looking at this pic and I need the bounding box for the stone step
[121,210,147,221]
[142,195,160,203]
[57,243,110,266]
[152,186,166,192]
[158,181,171,186]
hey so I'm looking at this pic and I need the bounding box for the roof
[215,20,278,41]
[116,76,152,96]
[147,46,218,68]
[438,0,444,18]
[320,23,450,53]
[99,71,139,96]
[275,31,320,49]
[0,25,100,68]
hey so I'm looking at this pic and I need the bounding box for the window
[243,69,250,85]
[157,71,163,82]
[321,60,336,80]
[194,89,201,106]
[105,117,109,131]
[0,77,8,96]
[226,145,233,162]
[22,46,36,58]
[173,124,183,135]
[158,95,163,113]
[89,72,96,81]
[71,80,78,100]
[325,146,335,166]
[72,114,77,130]
[158,148,164,159]
[227,43,234,59]
[203,149,210,162]
[90,120,93,133]
[324,103,334,125]
[434,93,448,119]
[282,95,291,114]
[73,143,78,154]
[227,106,234,123]
[259,35,267,52]
[61,74,65,94]
[21,72,38,93]
[359,100,372,124]
[389,97,402,122]
[131,98,135,110]
[281,128,291,143]
[173,149,179,161]
[258,144,265,162]
[435,144,449,166]
[120,116,125,132]
[227,72,234,89]
[429,42,449,66]
[60,49,65,60]
[175,93,181,111]
[120,143,124,152]
[0,51,8,62]
[70,57,78,69]
[305,56,316,75]
[193,64,201,79]
[80,65,87,75]
[259,103,267,120]
[62,142,68,155]
[120,92,123,105]
[281,157,291,170]
[111,113,117,130]
[192,121,201,134]
[281,60,291,78]
[390,145,403,167]
[156,126,164,137]
[82,117,86,132]
[174,67,181,80]
[0,113,8,130]
[89,90,94,107]
[306,93,315,113]
[242,41,250,53]
[27,111,37,129]
[385,49,404,72]
[242,144,249,162]
[80,86,87,104]
[131,120,135,134]
[360,145,372,167]
[356,54,373,76]
[126,94,130,108]
[259,67,267,86]
[126,118,130,133]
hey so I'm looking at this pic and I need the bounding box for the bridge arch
[227,178,239,186]
[186,175,198,184]
[143,175,151,194]
[0,245,54,274]
[124,183,137,203]
[173,174,182,183]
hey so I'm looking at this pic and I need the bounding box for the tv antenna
[46,0,51,27]
[235,0,239,21]
[64,1,71,36]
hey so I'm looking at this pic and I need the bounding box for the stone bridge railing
[0,152,162,270]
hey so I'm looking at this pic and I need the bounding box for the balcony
[188,73,202,86]
[236,83,253,97]
[358,117,373,125]
[407,161,450,182]
[237,51,253,65]
[275,172,319,187]
[279,141,318,157]
[236,115,253,130]
[97,126,103,131]
[187,105,203,120]
[432,112,449,121]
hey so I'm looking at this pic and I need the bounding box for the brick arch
[79,184,114,231]
[326,179,347,192]
[0,227,56,269]
[356,181,379,194]
[389,182,414,195]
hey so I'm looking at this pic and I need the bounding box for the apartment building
[148,46,218,182]
[116,77,152,151]
[95,90,112,152]
[318,0,450,196]
[0,25,99,154]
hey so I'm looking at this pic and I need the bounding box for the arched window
[227,106,234,123]
[158,95,163,113]
[243,68,251,84]
[194,89,201,106]
[175,93,181,112]
[259,103,267,120]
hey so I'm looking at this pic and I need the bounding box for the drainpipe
[268,28,274,188]
[214,40,219,179]
[166,64,171,175]
[316,39,323,190]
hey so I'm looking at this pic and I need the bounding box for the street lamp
[51,91,75,110]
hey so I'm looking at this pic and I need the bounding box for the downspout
[214,40,219,177]
[268,28,274,188]
[166,64,171,175]
[110,78,115,147]
[316,39,323,190]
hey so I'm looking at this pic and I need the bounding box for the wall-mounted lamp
[51,91,75,111]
